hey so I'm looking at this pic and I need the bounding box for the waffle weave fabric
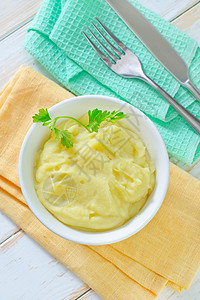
[24,0,200,164]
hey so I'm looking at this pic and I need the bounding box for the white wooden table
[0,1,200,299]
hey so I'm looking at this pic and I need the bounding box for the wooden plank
[172,3,200,44]
[0,211,19,243]
[0,23,59,90]
[0,1,199,175]
[140,0,199,21]
[78,289,101,300]
[168,3,200,175]
[0,0,199,41]
[189,160,200,180]
[0,0,43,40]
[0,2,200,300]
[1,227,199,300]
[1,2,200,90]
[0,231,90,300]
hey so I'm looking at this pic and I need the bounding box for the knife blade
[105,0,200,101]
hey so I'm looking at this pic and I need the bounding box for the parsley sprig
[32,108,129,148]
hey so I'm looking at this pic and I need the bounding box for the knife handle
[144,76,200,135]
[183,79,200,103]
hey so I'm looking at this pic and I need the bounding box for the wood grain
[0,1,200,300]
[0,0,199,41]
[189,160,200,180]
[173,3,200,44]
[140,0,199,21]
[0,211,19,243]
[0,231,90,300]
[1,2,200,90]
[0,23,59,90]
[78,289,101,300]
[0,0,43,40]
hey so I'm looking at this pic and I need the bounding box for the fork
[82,18,200,135]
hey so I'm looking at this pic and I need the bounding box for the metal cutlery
[82,18,200,135]
[105,0,200,102]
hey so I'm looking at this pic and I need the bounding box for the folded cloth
[24,0,200,164]
[0,66,200,299]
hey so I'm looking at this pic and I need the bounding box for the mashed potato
[34,115,155,231]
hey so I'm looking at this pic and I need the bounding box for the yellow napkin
[0,66,199,299]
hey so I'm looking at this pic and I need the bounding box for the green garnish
[32,108,51,123]
[86,109,128,133]
[32,108,129,148]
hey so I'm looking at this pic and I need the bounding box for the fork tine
[95,17,127,52]
[82,31,113,66]
[91,22,122,58]
[86,26,117,62]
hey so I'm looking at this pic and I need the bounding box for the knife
[105,0,200,102]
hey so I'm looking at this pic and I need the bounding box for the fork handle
[143,76,200,135]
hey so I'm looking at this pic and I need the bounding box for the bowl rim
[19,95,169,245]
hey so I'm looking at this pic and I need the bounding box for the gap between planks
[74,289,92,300]
[0,16,34,43]
[170,0,200,22]
[0,229,23,248]
[0,2,200,300]
[1,0,199,244]
[0,0,199,42]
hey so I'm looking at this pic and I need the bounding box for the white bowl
[19,95,169,245]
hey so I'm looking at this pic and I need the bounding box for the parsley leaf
[54,128,73,148]
[86,109,129,132]
[32,108,129,148]
[32,108,51,123]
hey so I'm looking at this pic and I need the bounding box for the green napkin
[24,0,200,164]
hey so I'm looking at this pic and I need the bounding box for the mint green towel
[24,0,200,164]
